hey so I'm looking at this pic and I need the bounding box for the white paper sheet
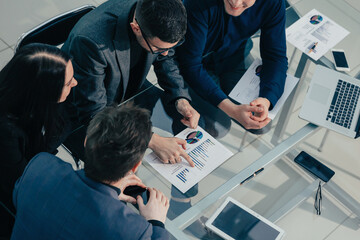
[286,9,349,61]
[228,58,299,119]
[144,126,234,193]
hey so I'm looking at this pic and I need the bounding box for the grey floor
[1,0,359,239]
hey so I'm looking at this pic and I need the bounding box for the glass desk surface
[182,156,358,240]
[118,1,360,238]
[121,81,319,239]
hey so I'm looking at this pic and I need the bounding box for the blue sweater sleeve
[259,0,288,109]
[177,0,227,106]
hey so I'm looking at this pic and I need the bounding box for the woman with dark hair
[0,43,77,237]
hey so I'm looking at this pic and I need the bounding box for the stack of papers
[145,126,233,193]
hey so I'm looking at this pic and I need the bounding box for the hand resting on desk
[249,97,271,122]
[218,98,271,129]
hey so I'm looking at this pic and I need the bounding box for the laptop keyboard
[326,79,360,129]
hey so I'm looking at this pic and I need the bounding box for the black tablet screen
[212,202,280,240]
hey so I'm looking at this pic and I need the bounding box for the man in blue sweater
[177,0,288,131]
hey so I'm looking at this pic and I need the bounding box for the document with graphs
[286,9,349,60]
[229,58,299,119]
[144,126,233,193]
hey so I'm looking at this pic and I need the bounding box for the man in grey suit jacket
[11,105,170,239]
[62,0,198,166]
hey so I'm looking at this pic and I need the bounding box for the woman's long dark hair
[0,43,71,154]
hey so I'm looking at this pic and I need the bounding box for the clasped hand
[229,97,271,129]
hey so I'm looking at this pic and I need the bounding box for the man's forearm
[218,99,236,118]
[147,133,158,150]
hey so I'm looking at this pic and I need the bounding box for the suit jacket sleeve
[259,0,288,109]
[12,151,31,211]
[62,35,108,124]
[149,225,170,239]
[153,48,191,104]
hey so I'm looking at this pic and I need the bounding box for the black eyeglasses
[135,18,184,54]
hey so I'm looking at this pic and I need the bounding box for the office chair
[0,200,15,218]
[14,5,96,169]
[0,200,15,238]
[15,4,95,52]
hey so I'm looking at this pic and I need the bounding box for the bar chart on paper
[145,127,234,193]
[176,168,189,183]
[188,139,215,170]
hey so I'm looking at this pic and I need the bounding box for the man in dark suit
[62,0,199,166]
[11,105,170,239]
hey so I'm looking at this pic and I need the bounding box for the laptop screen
[356,113,360,138]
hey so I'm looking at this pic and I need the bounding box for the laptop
[299,65,360,138]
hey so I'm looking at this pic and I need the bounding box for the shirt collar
[76,170,121,198]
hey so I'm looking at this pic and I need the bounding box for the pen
[308,42,318,54]
[240,168,264,185]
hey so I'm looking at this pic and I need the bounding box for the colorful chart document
[286,9,349,61]
[229,58,299,119]
[144,127,234,193]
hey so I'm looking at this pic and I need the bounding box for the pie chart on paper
[186,131,203,144]
[310,15,323,25]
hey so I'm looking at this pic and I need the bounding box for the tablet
[205,197,285,240]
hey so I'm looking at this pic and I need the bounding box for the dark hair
[84,104,152,183]
[135,0,187,43]
[0,43,70,154]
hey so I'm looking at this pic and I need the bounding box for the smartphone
[331,49,350,72]
[294,151,335,182]
[123,185,150,203]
